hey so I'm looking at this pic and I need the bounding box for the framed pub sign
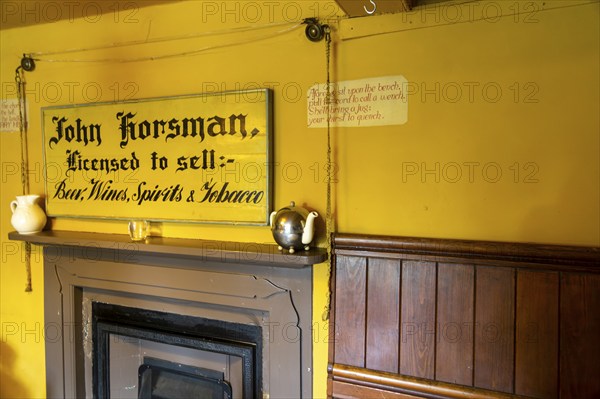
[41,89,273,225]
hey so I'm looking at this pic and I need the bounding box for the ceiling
[0,1,177,30]
[334,0,414,17]
[0,0,417,31]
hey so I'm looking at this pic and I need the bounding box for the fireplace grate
[138,357,232,399]
[92,302,262,398]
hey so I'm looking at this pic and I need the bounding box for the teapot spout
[302,211,318,245]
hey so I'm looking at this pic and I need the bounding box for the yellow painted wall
[1,1,598,398]
[335,1,600,245]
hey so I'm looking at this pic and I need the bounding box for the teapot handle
[10,200,17,214]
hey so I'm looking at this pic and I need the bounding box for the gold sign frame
[41,89,273,225]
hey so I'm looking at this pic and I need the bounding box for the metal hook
[364,0,377,15]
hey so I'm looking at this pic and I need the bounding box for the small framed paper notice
[42,89,273,225]
[307,75,408,128]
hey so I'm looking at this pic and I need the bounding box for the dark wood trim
[8,230,327,268]
[330,380,422,399]
[328,253,338,362]
[334,233,599,272]
[329,364,530,399]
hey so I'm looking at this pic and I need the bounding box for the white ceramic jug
[10,195,47,234]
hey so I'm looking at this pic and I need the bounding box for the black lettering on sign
[116,111,260,148]
[49,116,101,148]
[198,179,264,204]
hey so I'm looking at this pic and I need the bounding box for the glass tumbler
[128,220,150,241]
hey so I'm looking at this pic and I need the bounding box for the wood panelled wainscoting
[328,234,600,399]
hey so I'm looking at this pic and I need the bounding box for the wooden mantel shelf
[9,230,328,268]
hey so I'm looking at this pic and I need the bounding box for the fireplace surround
[10,230,327,399]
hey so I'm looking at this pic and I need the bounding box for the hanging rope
[322,25,333,321]
[30,22,302,64]
[15,66,33,292]
[30,20,296,57]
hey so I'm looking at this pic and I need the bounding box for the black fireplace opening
[138,357,232,399]
[92,302,262,399]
